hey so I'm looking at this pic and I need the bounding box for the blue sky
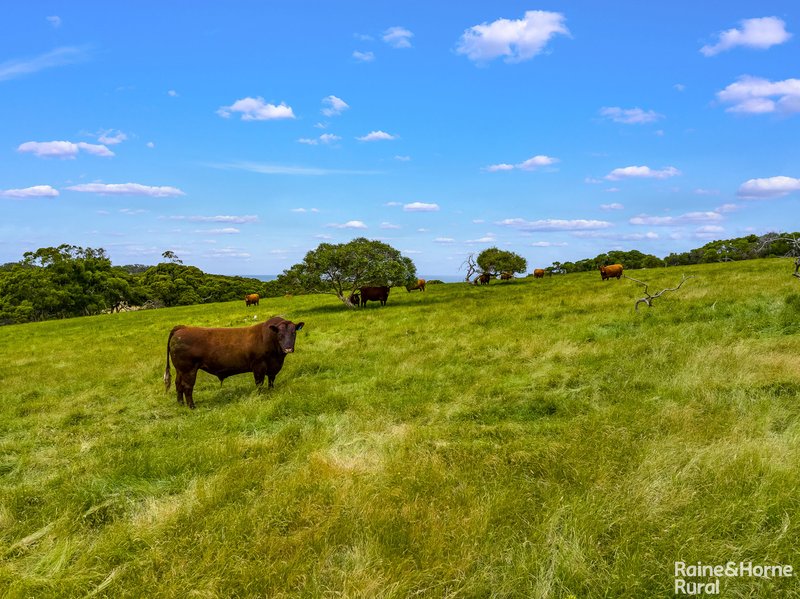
[1,2,798,276]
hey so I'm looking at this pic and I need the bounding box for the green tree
[274,238,416,307]
[476,247,527,276]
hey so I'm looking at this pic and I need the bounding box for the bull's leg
[183,367,199,409]
[253,367,266,390]
[268,373,276,389]
[175,372,185,405]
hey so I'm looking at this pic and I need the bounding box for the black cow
[359,286,390,306]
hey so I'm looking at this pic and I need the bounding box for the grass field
[1,259,799,598]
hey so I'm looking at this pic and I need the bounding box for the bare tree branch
[460,253,479,282]
[624,274,695,310]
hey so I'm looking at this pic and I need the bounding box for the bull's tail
[164,326,184,392]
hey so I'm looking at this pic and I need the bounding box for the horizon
[2,2,799,276]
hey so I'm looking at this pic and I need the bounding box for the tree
[161,250,183,265]
[274,238,416,307]
[460,253,480,282]
[476,247,527,276]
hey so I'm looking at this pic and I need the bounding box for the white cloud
[201,228,240,234]
[208,247,251,258]
[65,183,185,197]
[694,188,720,195]
[327,220,368,229]
[357,130,397,141]
[497,218,613,231]
[600,106,663,124]
[383,26,414,48]
[394,155,411,162]
[434,237,456,243]
[353,50,375,62]
[403,202,439,212]
[0,185,59,199]
[629,212,723,226]
[605,188,620,193]
[18,140,114,158]
[572,231,660,241]
[674,83,686,92]
[0,46,87,82]
[716,203,739,213]
[97,129,127,145]
[605,165,681,180]
[485,163,515,172]
[354,33,374,42]
[46,16,61,28]
[456,10,570,64]
[211,161,380,176]
[600,203,624,210]
[717,76,800,114]
[298,133,341,145]
[737,175,800,199]
[146,141,155,148]
[380,222,401,229]
[314,234,333,240]
[484,155,558,172]
[531,241,568,247]
[169,215,258,223]
[385,201,402,207]
[701,17,791,56]
[168,90,178,97]
[467,235,497,243]
[321,95,349,116]
[217,97,295,120]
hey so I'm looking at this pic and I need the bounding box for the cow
[500,271,513,281]
[163,316,304,408]
[359,286,390,306]
[599,264,624,280]
[348,293,361,307]
[474,273,491,286]
[406,278,426,292]
[533,269,545,279]
[245,293,260,307]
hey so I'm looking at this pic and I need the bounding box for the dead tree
[460,253,479,282]
[623,274,695,310]
[758,233,800,280]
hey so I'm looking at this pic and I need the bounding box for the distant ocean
[240,274,465,283]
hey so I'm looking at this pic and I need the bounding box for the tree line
[1,232,797,324]
[0,245,266,325]
[547,232,799,274]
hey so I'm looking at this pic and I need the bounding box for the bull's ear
[295,322,304,331]
[269,324,279,333]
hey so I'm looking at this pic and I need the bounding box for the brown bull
[245,293,260,307]
[500,272,513,281]
[406,278,426,292]
[164,316,304,408]
[599,264,624,280]
[474,273,491,285]
[358,286,390,306]
[533,269,545,278]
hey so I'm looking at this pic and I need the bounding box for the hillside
[1,259,799,597]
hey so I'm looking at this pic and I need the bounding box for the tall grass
[1,259,799,597]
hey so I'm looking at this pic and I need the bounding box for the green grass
[1,259,799,597]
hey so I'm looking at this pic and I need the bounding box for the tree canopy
[476,247,527,276]
[274,238,416,306]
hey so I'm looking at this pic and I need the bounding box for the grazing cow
[245,293,260,307]
[599,264,624,280]
[348,293,361,307]
[164,316,304,408]
[500,271,513,281]
[533,269,545,279]
[406,278,426,292]
[474,273,492,286]
[359,286,390,307]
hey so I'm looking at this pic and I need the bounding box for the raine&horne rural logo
[674,561,794,595]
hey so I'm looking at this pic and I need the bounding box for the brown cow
[164,316,304,408]
[500,271,513,281]
[474,273,491,285]
[406,278,426,292]
[245,293,260,307]
[533,269,545,278]
[599,264,624,280]
[359,286,390,306]
[348,293,361,307]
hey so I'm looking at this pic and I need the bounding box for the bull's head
[270,320,305,353]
